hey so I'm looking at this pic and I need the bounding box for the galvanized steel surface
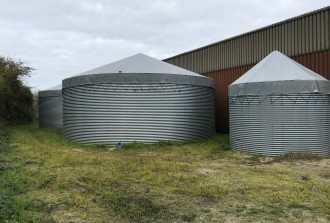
[63,83,215,144]
[229,94,330,156]
[39,94,63,129]
[164,7,330,74]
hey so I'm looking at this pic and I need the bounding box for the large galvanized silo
[62,53,215,144]
[39,84,63,129]
[229,51,330,156]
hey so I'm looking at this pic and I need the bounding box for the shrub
[0,56,34,124]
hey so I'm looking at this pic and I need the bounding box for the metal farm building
[39,84,63,129]
[164,6,330,133]
[62,53,215,145]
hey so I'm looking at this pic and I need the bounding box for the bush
[0,57,34,124]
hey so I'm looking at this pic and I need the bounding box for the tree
[0,57,35,124]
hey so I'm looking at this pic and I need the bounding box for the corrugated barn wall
[164,6,330,133]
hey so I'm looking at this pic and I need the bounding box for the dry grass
[1,124,329,222]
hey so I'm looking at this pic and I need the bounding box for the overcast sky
[0,0,329,91]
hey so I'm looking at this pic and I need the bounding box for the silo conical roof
[39,84,62,97]
[229,51,330,96]
[47,84,62,90]
[63,53,214,88]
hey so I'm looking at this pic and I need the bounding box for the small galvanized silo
[39,84,63,129]
[62,53,215,144]
[229,51,330,156]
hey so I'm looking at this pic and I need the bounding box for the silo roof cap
[229,51,330,96]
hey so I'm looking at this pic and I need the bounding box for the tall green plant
[0,57,34,124]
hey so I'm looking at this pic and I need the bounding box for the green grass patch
[0,125,55,222]
[273,152,323,162]
[1,124,329,222]
[102,192,172,222]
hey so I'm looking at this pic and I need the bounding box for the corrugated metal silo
[39,84,63,129]
[229,51,330,156]
[62,53,215,144]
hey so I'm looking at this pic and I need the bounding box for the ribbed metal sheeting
[39,91,63,129]
[164,6,330,74]
[63,83,215,144]
[229,94,330,156]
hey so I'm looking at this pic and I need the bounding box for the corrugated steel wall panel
[229,94,330,156]
[39,96,63,129]
[164,7,330,74]
[63,83,215,144]
[294,50,330,80]
[205,49,330,133]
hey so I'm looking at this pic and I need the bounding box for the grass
[1,124,330,222]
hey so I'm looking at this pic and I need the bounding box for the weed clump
[102,193,171,222]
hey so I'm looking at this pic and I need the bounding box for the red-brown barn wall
[204,49,330,133]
